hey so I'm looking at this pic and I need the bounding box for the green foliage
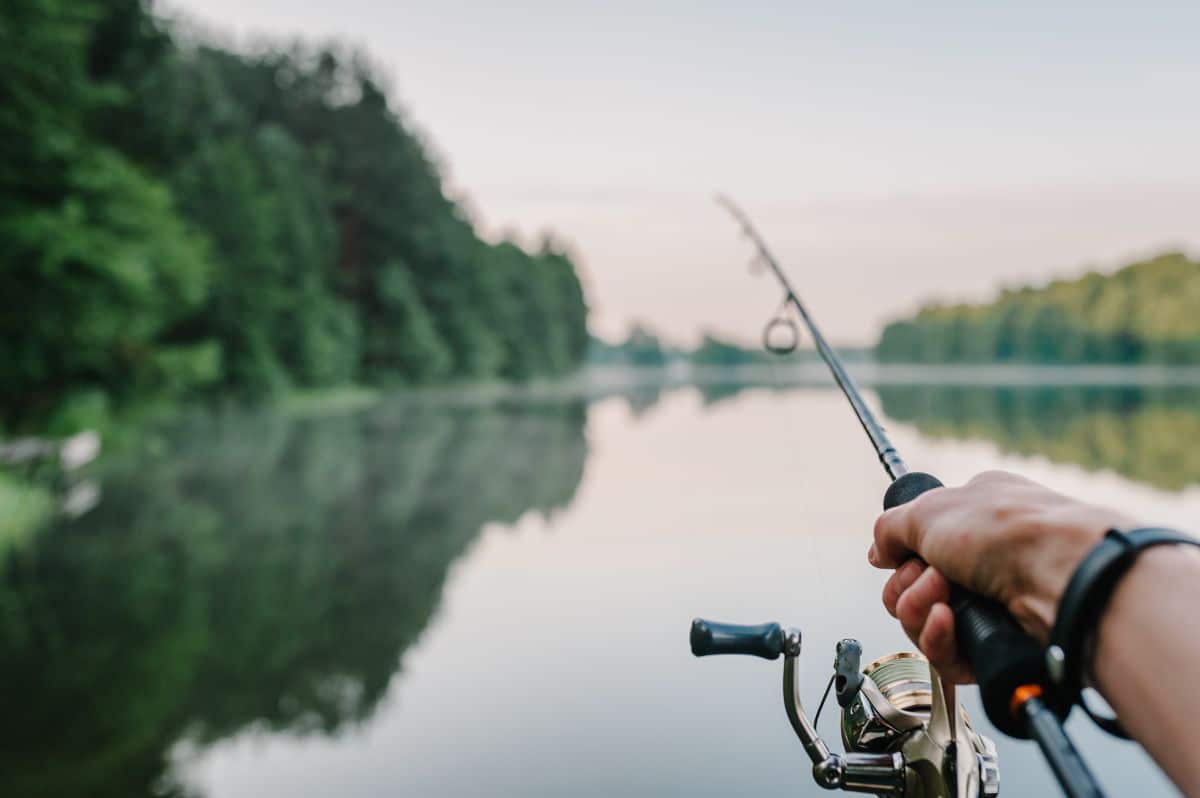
[0,148,215,418]
[368,262,453,381]
[480,240,588,379]
[0,1,590,430]
[0,474,54,553]
[43,389,112,437]
[876,254,1200,364]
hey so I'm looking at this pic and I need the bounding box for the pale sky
[162,1,1200,345]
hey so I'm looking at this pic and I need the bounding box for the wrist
[1006,505,1125,642]
[1092,544,1200,691]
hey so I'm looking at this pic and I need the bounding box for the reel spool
[866,653,933,710]
[843,652,934,752]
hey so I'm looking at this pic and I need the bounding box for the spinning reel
[690,619,1000,797]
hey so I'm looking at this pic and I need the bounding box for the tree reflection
[0,397,587,797]
[876,385,1200,491]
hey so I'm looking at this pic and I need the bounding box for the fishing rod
[687,196,1105,798]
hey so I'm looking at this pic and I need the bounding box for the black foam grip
[883,472,1049,739]
[690,618,784,660]
[948,588,1048,738]
[882,471,945,510]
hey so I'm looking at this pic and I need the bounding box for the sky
[162,1,1200,345]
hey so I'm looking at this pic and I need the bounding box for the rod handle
[883,471,1050,738]
[882,471,944,508]
[689,618,785,659]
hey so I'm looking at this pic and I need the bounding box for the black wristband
[1047,527,1200,732]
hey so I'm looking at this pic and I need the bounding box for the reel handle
[690,618,785,660]
[883,472,1051,739]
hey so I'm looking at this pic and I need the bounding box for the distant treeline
[1,0,588,431]
[589,324,869,367]
[876,253,1200,364]
[590,326,774,367]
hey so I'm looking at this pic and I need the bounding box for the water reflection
[1,379,1190,797]
[876,385,1200,491]
[0,398,587,797]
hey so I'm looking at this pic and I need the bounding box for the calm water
[4,379,1198,796]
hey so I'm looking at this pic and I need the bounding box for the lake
[3,371,1196,796]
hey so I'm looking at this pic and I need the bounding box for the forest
[875,253,1200,364]
[0,0,589,434]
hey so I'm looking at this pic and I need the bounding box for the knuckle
[924,568,950,600]
[907,482,953,517]
[989,502,1016,527]
[969,469,1010,486]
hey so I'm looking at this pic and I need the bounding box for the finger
[895,566,951,645]
[870,506,914,569]
[881,558,926,617]
[871,502,928,569]
[871,484,957,568]
[919,602,974,684]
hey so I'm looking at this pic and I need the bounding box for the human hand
[869,471,1133,683]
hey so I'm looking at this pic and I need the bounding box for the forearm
[1092,545,1200,796]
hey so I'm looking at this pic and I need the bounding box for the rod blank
[715,195,907,480]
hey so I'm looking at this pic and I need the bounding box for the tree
[0,0,214,424]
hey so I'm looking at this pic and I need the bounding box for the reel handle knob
[690,618,785,660]
[883,471,1051,739]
